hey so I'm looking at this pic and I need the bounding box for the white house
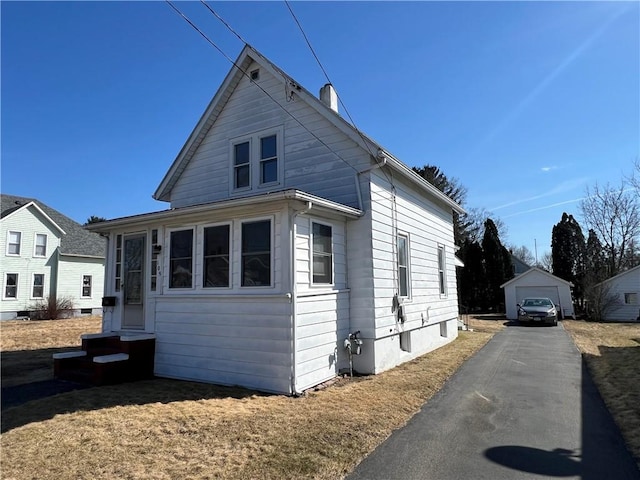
[501,267,575,320]
[599,265,640,322]
[87,46,465,395]
[1,194,106,320]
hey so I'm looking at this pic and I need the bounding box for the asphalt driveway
[348,322,640,480]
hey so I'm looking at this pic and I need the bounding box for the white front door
[122,234,145,329]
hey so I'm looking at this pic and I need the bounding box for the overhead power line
[165,0,359,175]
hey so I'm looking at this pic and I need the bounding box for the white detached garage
[502,267,575,320]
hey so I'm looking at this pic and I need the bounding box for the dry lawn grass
[1,317,101,387]
[1,317,504,480]
[564,319,640,467]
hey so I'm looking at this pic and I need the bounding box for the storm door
[122,234,146,329]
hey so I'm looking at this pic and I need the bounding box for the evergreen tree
[482,218,513,311]
[457,239,486,311]
[551,213,586,301]
[584,229,607,284]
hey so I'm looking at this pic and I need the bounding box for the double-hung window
[34,234,47,257]
[397,234,409,297]
[5,273,18,298]
[312,223,333,284]
[438,245,447,295]
[203,224,230,288]
[7,231,21,255]
[625,293,638,305]
[82,275,92,297]
[241,220,271,287]
[231,128,281,192]
[170,229,194,289]
[33,274,44,298]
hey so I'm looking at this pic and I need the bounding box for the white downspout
[354,155,387,211]
[290,201,313,395]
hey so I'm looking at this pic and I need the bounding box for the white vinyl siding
[154,295,293,394]
[601,266,640,322]
[56,256,105,311]
[168,60,370,210]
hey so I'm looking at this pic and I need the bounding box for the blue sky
[2,1,638,259]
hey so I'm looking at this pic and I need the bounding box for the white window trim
[81,275,92,298]
[167,227,196,291]
[200,221,233,290]
[33,233,48,258]
[229,126,284,194]
[4,273,18,300]
[397,232,411,299]
[438,244,447,297]
[310,220,335,287]
[624,292,638,305]
[6,231,21,256]
[31,273,45,299]
[240,216,274,289]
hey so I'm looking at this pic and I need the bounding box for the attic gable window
[230,127,282,193]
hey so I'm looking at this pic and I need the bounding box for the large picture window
[34,234,47,257]
[7,231,21,255]
[312,223,333,284]
[438,245,447,295]
[170,229,194,288]
[5,273,18,298]
[203,224,230,288]
[397,234,409,297]
[241,220,271,287]
[32,274,44,298]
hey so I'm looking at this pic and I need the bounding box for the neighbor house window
[241,220,271,287]
[231,128,281,192]
[625,293,638,305]
[82,275,92,297]
[170,229,194,288]
[203,224,230,288]
[32,274,44,298]
[5,273,18,298]
[234,141,251,189]
[312,222,333,284]
[7,231,21,255]
[34,234,47,257]
[438,245,447,295]
[397,234,409,297]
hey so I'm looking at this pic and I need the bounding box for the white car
[517,298,558,326]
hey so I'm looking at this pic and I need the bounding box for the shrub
[29,295,75,320]
[584,283,620,321]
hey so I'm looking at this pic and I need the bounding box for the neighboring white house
[501,267,575,320]
[87,45,465,395]
[599,265,640,322]
[1,194,106,320]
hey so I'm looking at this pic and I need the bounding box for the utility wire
[166,0,359,175]
[283,0,393,185]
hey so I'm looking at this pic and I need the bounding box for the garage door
[515,286,561,308]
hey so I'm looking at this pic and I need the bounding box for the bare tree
[584,281,620,321]
[536,251,553,272]
[463,207,507,243]
[508,244,535,266]
[580,181,640,276]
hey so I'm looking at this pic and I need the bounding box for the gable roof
[1,194,106,258]
[500,267,574,289]
[600,264,640,285]
[153,45,464,215]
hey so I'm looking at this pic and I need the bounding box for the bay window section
[312,223,333,284]
[203,225,230,288]
[170,229,194,289]
[241,220,271,287]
